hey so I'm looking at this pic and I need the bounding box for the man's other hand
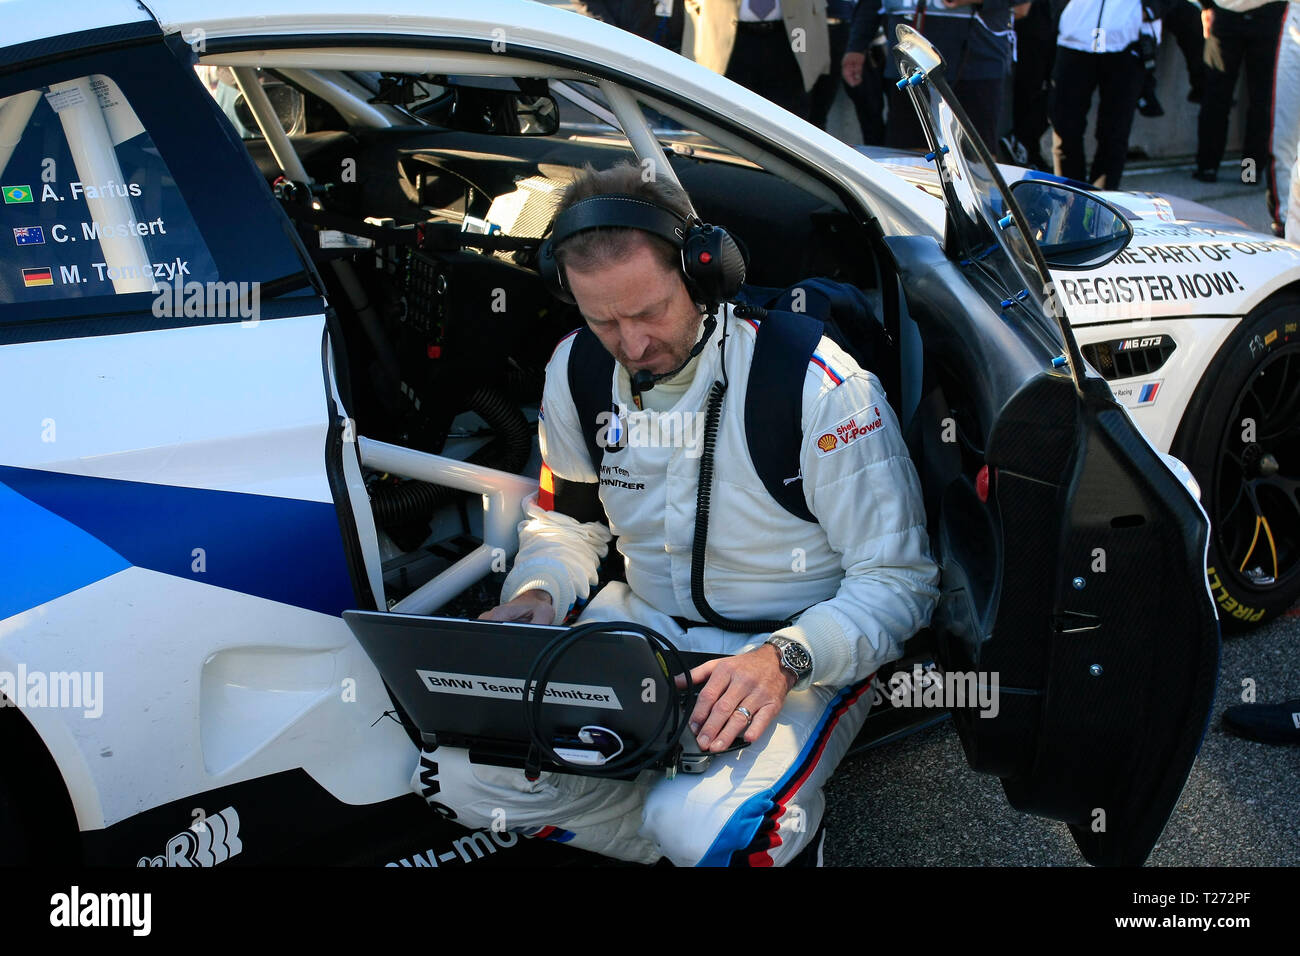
[842,50,865,87]
[477,589,556,625]
[678,643,794,753]
[1202,8,1214,38]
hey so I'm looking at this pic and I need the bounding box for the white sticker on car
[1110,379,1163,407]
[814,404,888,456]
[416,669,623,710]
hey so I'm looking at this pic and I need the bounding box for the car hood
[863,146,1300,323]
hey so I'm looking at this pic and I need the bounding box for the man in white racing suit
[413,162,940,866]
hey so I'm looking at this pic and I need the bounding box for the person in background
[813,0,886,142]
[1222,697,1300,744]
[1133,1,1215,116]
[1204,0,1298,237]
[1003,0,1056,169]
[575,0,686,51]
[1135,14,1167,116]
[1051,0,1172,189]
[1192,0,1287,189]
[843,0,1019,151]
[681,0,831,121]
[1168,0,1210,102]
[1133,0,1211,116]
[840,13,890,145]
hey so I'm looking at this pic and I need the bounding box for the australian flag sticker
[13,226,44,246]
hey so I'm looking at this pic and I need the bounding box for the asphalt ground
[1121,159,1281,237]
[825,606,1300,867]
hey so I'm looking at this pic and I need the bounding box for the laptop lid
[343,611,701,753]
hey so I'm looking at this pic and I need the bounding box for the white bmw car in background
[0,0,1280,868]
[869,146,1300,630]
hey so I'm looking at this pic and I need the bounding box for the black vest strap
[566,327,617,475]
[565,313,825,524]
[745,311,824,523]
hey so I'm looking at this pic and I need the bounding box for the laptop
[343,611,717,774]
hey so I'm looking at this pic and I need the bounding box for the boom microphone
[630,313,718,397]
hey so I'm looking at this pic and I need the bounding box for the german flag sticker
[22,266,53,287]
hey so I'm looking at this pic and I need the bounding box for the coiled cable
[688,304,793,633]
[522,620,692,780]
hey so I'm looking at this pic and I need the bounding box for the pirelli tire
[1171,292,1300,631]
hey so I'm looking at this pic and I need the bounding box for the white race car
[0,0,1260,868]
[869,148,1300,629]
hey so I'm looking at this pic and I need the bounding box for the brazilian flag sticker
[3,185,33,204]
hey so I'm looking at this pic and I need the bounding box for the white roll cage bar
[200,44,839,611]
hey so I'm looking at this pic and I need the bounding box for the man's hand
[1202,8,1214,38]
[477,589,555,625]
[677,643,795,753]
[842,50,866,87]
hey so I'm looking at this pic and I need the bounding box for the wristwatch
[765,635,813,688]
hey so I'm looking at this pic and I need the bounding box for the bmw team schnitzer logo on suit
[596,403,626,453]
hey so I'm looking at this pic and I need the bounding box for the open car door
[890,25,1220,865]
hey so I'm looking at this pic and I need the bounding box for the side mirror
[1009,179,1134,270]
[447,87,559,136]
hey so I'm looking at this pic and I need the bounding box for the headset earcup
[538,237,575,304]
[682,224,746,304]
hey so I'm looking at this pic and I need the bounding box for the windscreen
[892,27,1073,362]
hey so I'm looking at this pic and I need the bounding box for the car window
[0,75,219,306]
[0,43,315,330]
[552,80,712,145]
[349,71,448,116]
[195,65,253,138]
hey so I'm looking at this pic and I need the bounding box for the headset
[537,194,746,309]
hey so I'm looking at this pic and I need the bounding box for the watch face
[783,643,812,672]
